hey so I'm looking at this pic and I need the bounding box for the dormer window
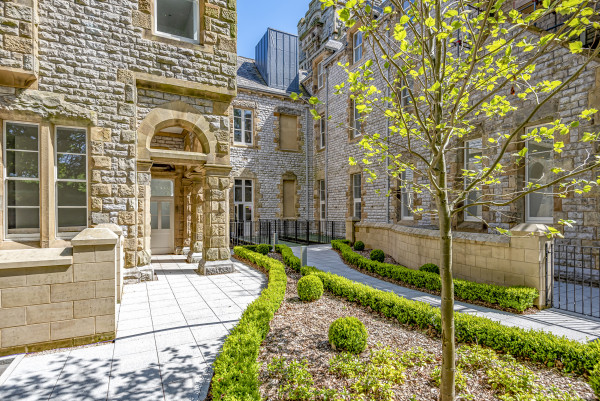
[154,0,199,43]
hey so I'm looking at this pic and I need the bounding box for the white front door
[151,179,174,255]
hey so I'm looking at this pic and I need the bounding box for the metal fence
[229,220,345,247]
[551,243,600,317]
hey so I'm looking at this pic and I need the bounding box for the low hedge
[274,244,600,378]
[210,246,287,400]
[331,240,538,312]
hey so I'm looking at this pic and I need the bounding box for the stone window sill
[0,247,73,270]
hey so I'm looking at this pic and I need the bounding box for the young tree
[305,0,600,399]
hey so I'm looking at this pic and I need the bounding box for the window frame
[233,178,253,222]
[353,31,363,64]
[233,108,254,146]
[317,61,324,89]
[525,124,554,224]
[319,115,326,149]
[153,0,200,44]
[352,99,362,138]
[401,170,414,221]
[3,120,41,240]
[319,179,326,220]
[352,173,362,219]
[54,125,89,238]
[464,138,483,222]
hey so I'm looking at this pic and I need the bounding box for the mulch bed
[338,248,539,315]
[256,264,595,400]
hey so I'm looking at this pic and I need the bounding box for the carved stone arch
[136,101,218,162]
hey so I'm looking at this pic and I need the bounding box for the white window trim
[3,120,41,240]
[352,173,362,219]
[319,115,326,149]
[55,126,88,238]
[353,31,363,64]
[464,138,482,222]
[233,108,253,146]
[153,0,200,44]
[317,61,324,89]
[234,178,253,222]
[352,99,362,138]
[401,170,414,221]
[525,124,554,224]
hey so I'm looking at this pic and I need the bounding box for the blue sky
[237,0,312,59]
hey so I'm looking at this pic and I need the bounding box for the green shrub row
[332,240,538,312]
[210,246,287,400]
[273,244,600,379]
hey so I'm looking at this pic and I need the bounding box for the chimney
[255,28,300,93]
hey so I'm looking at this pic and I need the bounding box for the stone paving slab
[292,245,600,342]
[0,255,266,401]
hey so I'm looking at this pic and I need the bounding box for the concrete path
[0,255,266,401]
[292,245,600,342]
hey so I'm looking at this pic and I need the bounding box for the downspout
[386,26,391,223]
[325,64,329,222]
[305,108,310,221]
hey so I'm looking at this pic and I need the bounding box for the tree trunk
[438,201,455,400]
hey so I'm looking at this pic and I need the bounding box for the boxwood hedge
[210,246,287,400]
[332,240,538,312]
[274,244,600,380]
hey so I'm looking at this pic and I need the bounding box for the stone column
[187,172,204,263]
[181,178,193,256]
[129,160,152,282]
[198,165,234,275]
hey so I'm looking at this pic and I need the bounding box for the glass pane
[244,129,252,144]
[354,202,362,219]
[234,108,242,118]
[57,128,86,154]
[7,207,39,231]
[529,192,553,219]
[161,202,171,216]
[7,180,39,206]
[245,206,252,221]
[161,214,171,229]
[245,180,252,202]
[57,182,87,207]
[321,203,326,220]
[234,129,242,143]
[156,0,198,40]
[6,150,38,178]
[57,154,86,180]
[5,122,38,151]
[353,175,361,199]
[151,179,173,197]
[234,185,242,202]
[150,202,158,229]
[58,208,87,229]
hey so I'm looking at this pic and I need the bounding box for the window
[353,31,363,63]
[283,179,296,218]
[464,138,482,222]
[56,127,88,234]
[401,77,413,107]
[4,122,39,237]
[401,170,413,220]
[280,114,299,151]
[319,179,326,220]
[317,61,324,89]
[154,0,199,43]
[352,173,362,219]
[525,126,554,223]
[234,179,253,222]
[319,115,326,149]
[233,108,253,145]
[352,99,362,137]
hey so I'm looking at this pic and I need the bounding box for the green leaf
[425,17,435,27]
[569,41,583,53]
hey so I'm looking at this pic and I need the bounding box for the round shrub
[370,249,385,263]
[256,244,271,255]
[297,275,324,302]
[419,263,440,275]
[353,241,365,251]
[328,317,368,354]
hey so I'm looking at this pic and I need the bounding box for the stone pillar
[346,217,360,243]
[181,178,193,256]
[96,223,124,303]
[198,165,234,275]
[187,172,204,263]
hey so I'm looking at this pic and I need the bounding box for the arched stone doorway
[136,101,233,275]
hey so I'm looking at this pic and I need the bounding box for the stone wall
[0,227,118,356]
[352,222,552,307]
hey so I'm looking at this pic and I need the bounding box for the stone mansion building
[0,0,598,282]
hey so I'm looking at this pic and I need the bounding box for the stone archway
[136,101,233,275]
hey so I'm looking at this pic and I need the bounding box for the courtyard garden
[208,243,600,401]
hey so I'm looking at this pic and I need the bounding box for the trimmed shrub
[332,240,538,312]
[297,275,324,302]
[353,241,365,251]
[419,263,440,275]
[370,249,385,263]
[256,243,271,255]
[328,317,368,354]
[590,362,600,397]
[210,246,287,400]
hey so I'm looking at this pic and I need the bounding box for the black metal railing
[552,243,600,317]
[229,219,345,247]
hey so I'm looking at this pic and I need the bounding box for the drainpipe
[305,108,310,221]
[325,64,329,222]
[386,28,391,224]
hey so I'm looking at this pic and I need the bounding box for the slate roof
[237,56,308,96]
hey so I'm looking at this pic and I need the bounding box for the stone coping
[355,222,511,244]
[71,228,118,246]
[0,247,73,270]
[95,223,124,236]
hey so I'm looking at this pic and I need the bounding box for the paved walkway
[0,255,266,401]
[292,245,600,342]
